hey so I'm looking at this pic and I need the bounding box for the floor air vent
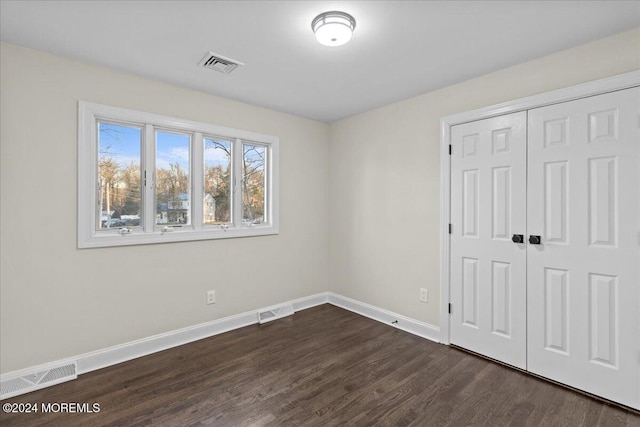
[258,304,294,324]
[1,362,77,400]
[198,51,244,74]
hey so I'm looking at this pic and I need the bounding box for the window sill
[78,226,279,249]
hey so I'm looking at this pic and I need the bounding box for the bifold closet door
[450,112,527,369]
[527,87,640,409]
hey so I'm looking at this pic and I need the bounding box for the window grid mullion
[192,132,204,230]
[233,138,243,228]
[143,124,155,232]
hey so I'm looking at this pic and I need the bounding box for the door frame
[439,70,640,345]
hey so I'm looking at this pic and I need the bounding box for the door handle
[529,235,542,245]
[511,234,524,243]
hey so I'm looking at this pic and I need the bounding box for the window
[155,130,191,227]
[97,122,142,230]
[204,137,232,225]
[242,143,267,225]
[78,102,279,248]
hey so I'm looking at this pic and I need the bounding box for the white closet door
[450,112,527,369]
[527,87,640,409]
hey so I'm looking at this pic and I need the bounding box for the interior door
[450,112,527,369]
[527,87,640,409]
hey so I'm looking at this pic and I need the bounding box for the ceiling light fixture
[311,11,356,47]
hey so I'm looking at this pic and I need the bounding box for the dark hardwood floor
[1,304,638,426]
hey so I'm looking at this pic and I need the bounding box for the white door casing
[526,87,640,409]
[450,112,527,369]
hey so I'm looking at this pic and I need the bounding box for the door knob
[529,235,542,245]
[512,234,524,243]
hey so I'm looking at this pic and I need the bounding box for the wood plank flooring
[1,304,638,426]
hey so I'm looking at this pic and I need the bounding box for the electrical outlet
[207,290,216,305]
[420,288,429,303]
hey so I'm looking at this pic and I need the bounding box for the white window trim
[78,101,279,248]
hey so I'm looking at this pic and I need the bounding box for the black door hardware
[529,235,542,245]
[511,234,524,243]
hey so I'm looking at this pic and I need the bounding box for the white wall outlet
[207,290,216,305]
[420,288,429,303]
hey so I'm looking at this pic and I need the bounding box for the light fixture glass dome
[312,11,356,47]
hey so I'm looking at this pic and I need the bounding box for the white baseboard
[77,292,330,375]
[327,293,440,343]
[1,291,439,399]
[77,310,258,375]
[287,292,330,312]
[0,292,330,400]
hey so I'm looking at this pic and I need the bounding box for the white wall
[328,28,640,327]
[2,28,639,375]
[0,43,330,373]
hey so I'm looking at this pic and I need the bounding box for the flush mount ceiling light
[311,11,356,47]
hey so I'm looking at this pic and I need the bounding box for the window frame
[78,101,279,248]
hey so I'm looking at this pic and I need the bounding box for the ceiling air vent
[198,51,244,74]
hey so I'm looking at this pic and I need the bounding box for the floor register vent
[258,304,294,324]
[1,361,77,400]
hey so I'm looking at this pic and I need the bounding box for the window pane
[97,122,142,230]
[155,131,191,226]
[242,143,267,225]
[204,138,232,225]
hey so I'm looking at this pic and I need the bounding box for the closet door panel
[527,87,640,410]
[450,112,527,369]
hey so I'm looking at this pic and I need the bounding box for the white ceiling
[1,1,638,122]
